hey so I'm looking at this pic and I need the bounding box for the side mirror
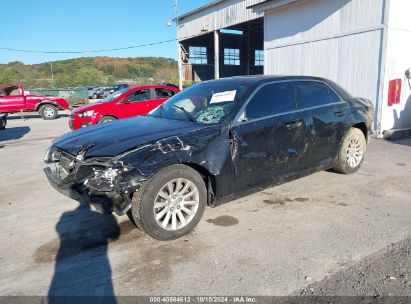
[237,111,248,123]
[122,97,131,104]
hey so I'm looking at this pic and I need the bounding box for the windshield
[99,88,128,103]
[149,81,247,124]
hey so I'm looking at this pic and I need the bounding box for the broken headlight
[44,146,61,164]
[103,167,119,182]
[82,162,127,192]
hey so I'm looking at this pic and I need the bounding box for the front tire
[334,128,366,174]
[130,164,207,241]
[39,104,58,120]
[98,116,116,124]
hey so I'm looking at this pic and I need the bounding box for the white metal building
[176,0,411,134]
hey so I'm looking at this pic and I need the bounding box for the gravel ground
[296,238,411,296]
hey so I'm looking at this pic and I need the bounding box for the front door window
[127,89,151,102]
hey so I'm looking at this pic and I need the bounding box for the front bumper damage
[44,148,145,215]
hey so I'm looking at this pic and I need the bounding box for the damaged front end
[43,145,145,215]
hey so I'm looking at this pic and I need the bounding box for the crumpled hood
[53,116,204,158]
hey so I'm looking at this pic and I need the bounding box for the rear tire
[98,116,116,124]
[39,104,58,120]
[333,128,366,174]
[130,164,207,241]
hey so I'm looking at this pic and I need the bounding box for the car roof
[219,75,332,84]
[197,75,329,87]
[130,84,179,90]
[196,75,352,100]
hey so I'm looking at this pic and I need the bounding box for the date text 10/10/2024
[149,297,257,303]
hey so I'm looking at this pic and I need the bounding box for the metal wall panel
[177,0,265,40]
[265,32,381,105]
[265,31,381,108]
[264,0,384,111]
[265,0,384,50]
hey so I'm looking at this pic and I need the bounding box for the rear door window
[328,86,342,103]
[155,88,176,98]
[245,82,297,120]
[295,81,332,109]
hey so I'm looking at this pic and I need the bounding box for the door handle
[334,110,345,117]
[285,121,303,128]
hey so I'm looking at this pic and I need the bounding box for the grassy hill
[0,57,178,88]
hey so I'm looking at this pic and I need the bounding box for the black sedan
[44,76,374,240]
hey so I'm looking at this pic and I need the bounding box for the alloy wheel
[43,106,56,118]
[346,137,364,168]
[153,178,200,231]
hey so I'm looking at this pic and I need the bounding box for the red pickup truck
[0,84,70,120]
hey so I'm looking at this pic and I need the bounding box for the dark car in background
[103,84,130,97]
[44,76,373,240]
[113,84,129,91]
[102,87,112,98]
[88,87,105,99]
[88,87,96,98]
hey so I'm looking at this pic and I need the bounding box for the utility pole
[169,0,183,90]
[174,0,178,18]
[175,0,183,90]
[48,62,54,85]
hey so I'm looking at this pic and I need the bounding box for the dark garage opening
[179,17,264,82]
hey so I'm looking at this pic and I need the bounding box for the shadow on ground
[46,201,120,303]
[388,137,411,148]
[7,113,69,120]
[0,126,30,142]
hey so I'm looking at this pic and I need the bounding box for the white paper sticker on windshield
[210,90,237,104]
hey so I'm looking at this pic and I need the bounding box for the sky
[0,0,211,64]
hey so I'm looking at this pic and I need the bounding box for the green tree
[75,67,106,86]
[0,57,179,88]
[0,67,21,85]
[105,75,116,86]
[55,74,74,88]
